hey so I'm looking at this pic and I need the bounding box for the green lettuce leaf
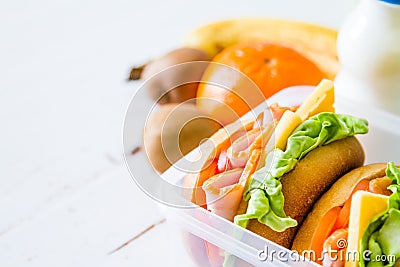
[360,162,400,267]
[386,162,400,210]
[234,112,369,232]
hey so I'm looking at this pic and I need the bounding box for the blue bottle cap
[380,0,400,4]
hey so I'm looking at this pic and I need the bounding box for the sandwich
[182,79,370,265]
[292,162,400,267]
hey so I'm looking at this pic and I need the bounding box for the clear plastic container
[159,97,400,267]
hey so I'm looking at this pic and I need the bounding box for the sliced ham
[202,168,244,221]
[227,128,261,169]
[202,148,262,222]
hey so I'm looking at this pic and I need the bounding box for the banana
[184,18,339,79]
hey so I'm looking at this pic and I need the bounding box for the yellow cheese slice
[295,78,335,121]
[345,191,389,267]
[271,79,335,151]
[274,111,302,150]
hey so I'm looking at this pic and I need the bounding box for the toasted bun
[291,163,387,252]
[237,136,365,248]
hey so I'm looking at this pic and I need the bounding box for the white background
[0,0,358,266]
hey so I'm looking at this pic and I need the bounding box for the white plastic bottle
[335,0,400,115]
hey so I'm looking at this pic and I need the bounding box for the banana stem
[128,64,147,80]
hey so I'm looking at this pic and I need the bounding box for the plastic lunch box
[159,94,400,267]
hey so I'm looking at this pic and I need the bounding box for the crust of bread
[291,163,387,252]
[237,136,366,248]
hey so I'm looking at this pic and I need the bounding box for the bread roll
[291,163,387,252]
[237,136,366,248]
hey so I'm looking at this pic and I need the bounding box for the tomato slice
[309,206,342,264]
[334,179,370,229]
[334,199,351,230]
[351,179,370,193]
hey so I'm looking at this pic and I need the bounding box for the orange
[196,42,325,125]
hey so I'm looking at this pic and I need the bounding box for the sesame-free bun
[291,163,387,252]
[237,136,366,248]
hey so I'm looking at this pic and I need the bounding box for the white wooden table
[0,0,357,266]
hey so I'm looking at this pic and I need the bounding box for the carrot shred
[195,159,218,208]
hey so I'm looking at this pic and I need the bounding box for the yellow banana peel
[184,18,339,79]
